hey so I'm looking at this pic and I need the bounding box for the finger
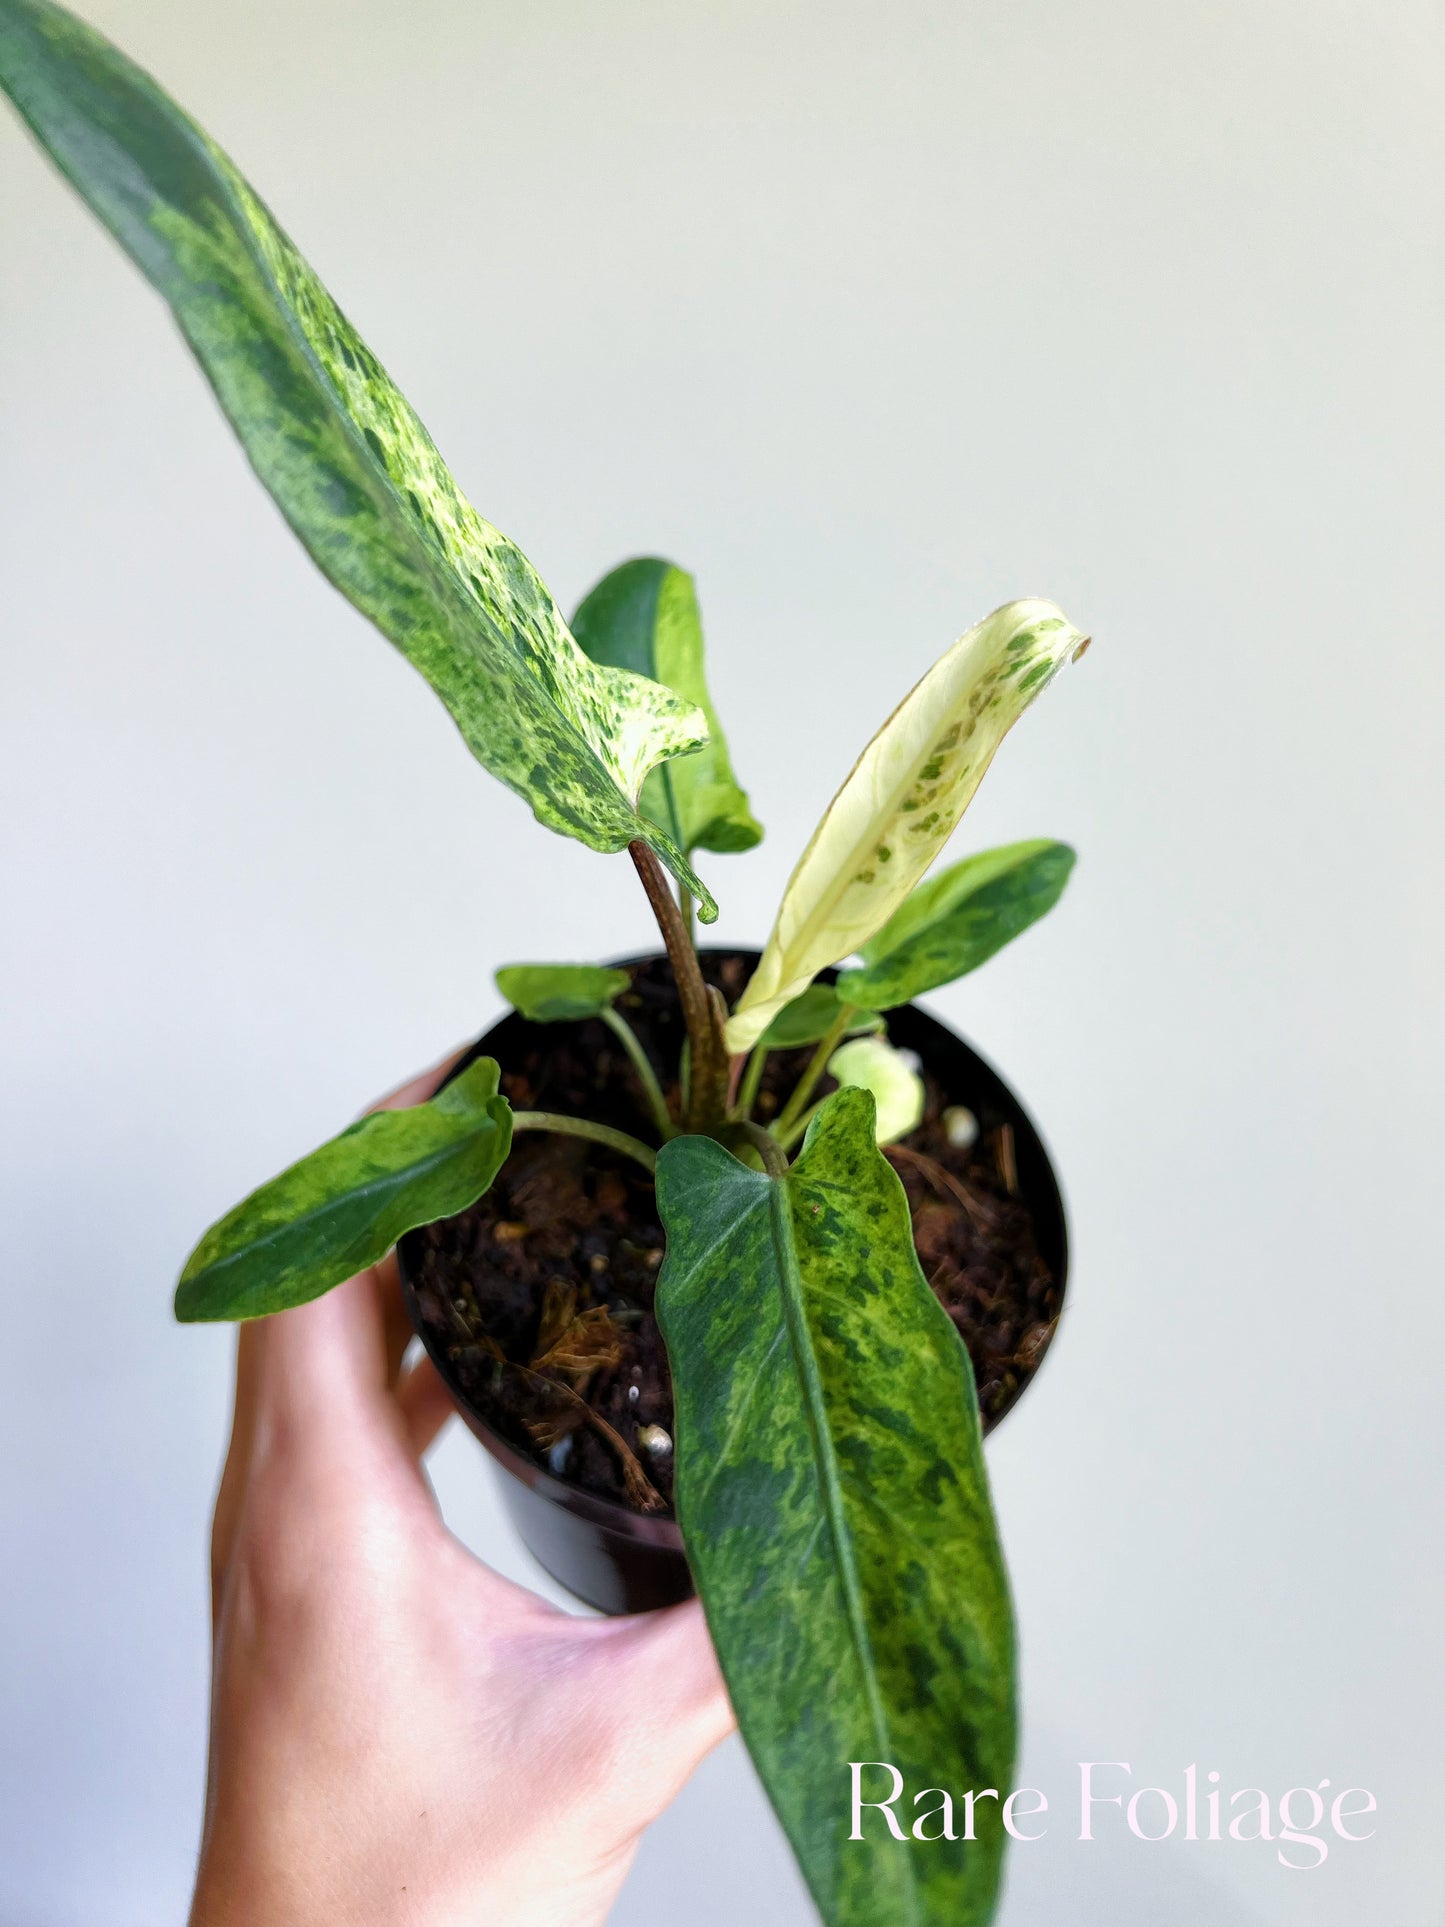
[611,1598,736,1762]
[240,1048,468,1487]
[360,1052,467,1382]
[209,1321,262,1627]
[253,1268,392,1456]
[372,1251,416,1384]
[395,1354,457,1457]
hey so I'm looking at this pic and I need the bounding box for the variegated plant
[1,6,1088,1925]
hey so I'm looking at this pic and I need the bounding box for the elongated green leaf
[725,599,1088,1048]
[826,1036,924,1144]
[495,962,629,1022]
[757,984,883,1051]
[571,558,762,857]
[838,839,1076,1010]
[0,0,716,919]
[655,1089,1016,1927]
[175,1057,513,1322]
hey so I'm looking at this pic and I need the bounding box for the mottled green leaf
[571,558,762,857]
[175,1057,512,1322]
[655,1089,1016,1927]
[826,1036,924,1144]
[838,840,1075,1010]
[495,962,629,1023]
[726,600,1089,1049]
[757,984,884,1051]
[0,0,717,918]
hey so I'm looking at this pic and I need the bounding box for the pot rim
[397,945,1068,1549]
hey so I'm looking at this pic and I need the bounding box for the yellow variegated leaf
[655,1088,1016,1926]
[0,0,717,916]
[726,598,1088,1051]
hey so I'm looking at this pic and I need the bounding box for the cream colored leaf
[826,1037,925,1145]
[726,598,1088,1050]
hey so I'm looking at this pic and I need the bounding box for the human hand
[189,1057,735,1927]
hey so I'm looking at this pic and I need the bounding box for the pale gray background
[2,0,1441,1921]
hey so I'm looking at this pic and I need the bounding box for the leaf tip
[643,827,719,924]
[172,1272,211,1324]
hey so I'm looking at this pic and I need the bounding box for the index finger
[220,1044,470,1494]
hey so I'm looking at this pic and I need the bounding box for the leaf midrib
[185,1118,496,1288]
[765,1178,924,1927]
[215,217,527,688]
[779,659,981,975]
[113,59,627,807]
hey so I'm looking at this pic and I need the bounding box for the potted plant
[0,5,1090,1922]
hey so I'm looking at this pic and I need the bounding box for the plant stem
[511,1110,658,1175]
[628,840,728,1135]
[601,1007,675,1142]
[724,1118,790,1178]
[735,1042,770,1121]
[772,1002,858,1142]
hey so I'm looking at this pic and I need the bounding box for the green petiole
[511,1111,658,1175]
[601,1007,676,1141]
[772,1002,859,1143]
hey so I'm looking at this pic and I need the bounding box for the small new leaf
[838,839,1075,1010]
[175,1057,513,1322]
[826,1036,924,1145]
[0,0,717,918]
[571,558,762,857]
[655,1088,1016,1927]
[756,984,884,1051]
[725,599,1088,1049]
[495,963,630,1024]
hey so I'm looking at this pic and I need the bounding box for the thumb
[252,1270,392,1466]
[603,1599,736,1795]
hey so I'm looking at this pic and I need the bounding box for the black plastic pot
[398,950,1068,1616]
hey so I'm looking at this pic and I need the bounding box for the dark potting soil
[409,952,1060,1515]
